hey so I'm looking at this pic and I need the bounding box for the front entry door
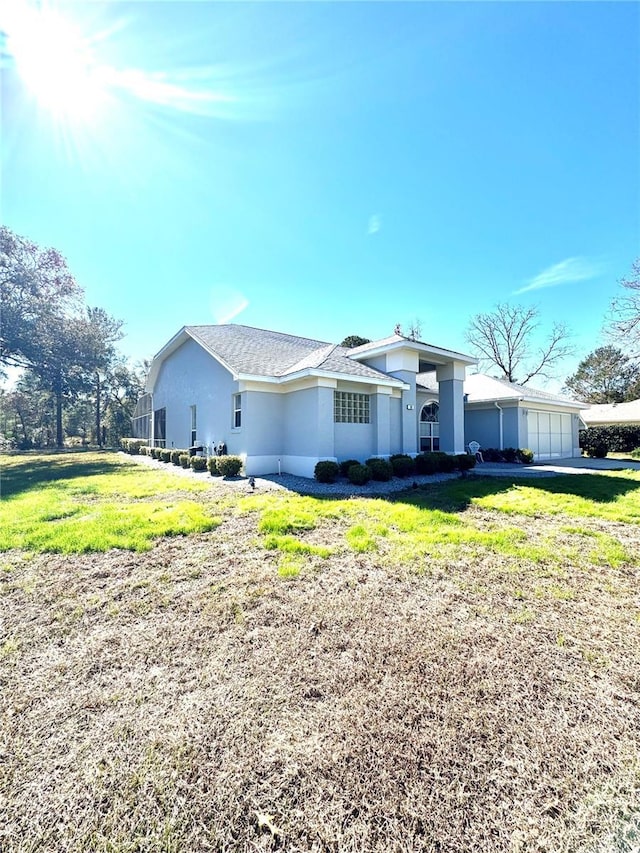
[419,402,439,452]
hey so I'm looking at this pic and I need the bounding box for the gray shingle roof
[185,325,396,383]
[464,373,586,407]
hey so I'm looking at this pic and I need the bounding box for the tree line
[1,226,146,449]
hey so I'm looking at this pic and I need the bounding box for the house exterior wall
[464,408,499,450]
[151,338,237,452]
[502,406,522,448]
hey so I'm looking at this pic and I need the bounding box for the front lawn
[1,452,639,852]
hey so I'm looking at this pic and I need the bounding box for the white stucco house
[133,324,587,476]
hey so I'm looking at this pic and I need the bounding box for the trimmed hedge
[207,457,223,477]
[348,463,371,485]
[190,455,208,472]
[160,449,172,463]
[339,459,360,477]
[179,453,190,469]
[120,438,148,455]
[580,425,640,456]
[481,447,536,464]
[456,453,476,471]
[217,455,243,477]
[365,458,393,481]
[171,449,188,465]
[315,460,340,483]
[390,454,415,477]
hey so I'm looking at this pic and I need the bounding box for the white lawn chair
[468,441,484,463]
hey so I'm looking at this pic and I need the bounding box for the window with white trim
[334,391,370,424]
[233,393,242,428]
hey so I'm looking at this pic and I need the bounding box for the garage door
[527,411,573,460]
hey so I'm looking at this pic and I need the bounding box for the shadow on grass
[1,453,126,498]
[268,472,640,515]
[392,473,640,513]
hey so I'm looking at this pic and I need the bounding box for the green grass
[0,453,221,552]
[421,472,640,524]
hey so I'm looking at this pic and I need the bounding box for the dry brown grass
[1,497,640,852]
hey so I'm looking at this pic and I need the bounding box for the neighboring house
[580,399,640,428]
[139,324,476,477]
[460,373,586,460]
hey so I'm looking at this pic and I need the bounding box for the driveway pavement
[474,456,640,478]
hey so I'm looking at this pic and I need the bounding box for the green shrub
[502,447,518,463]
[436,453,457,473]
[190,455,208,472]
[390,454,415,477]
[415,453,439,475]
[218,455,243,477]
[120,438,148,455]
[139,445,151,456]
[365,458,393,481]
[580,425,640,455]
[179,453,190,469]
[207,456,222,476]
[631,447,640,459]
[339,459,360,477]
[587,442,608,459]
[160,449,172,463]
[517,448,534,464]
[171,449,186,465]
[456,453,476,471]
[315,460,340,483]
[151,447,164,460]
[348,463,371,485]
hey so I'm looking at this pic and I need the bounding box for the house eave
[237,369,409,390]
[349,339,477,367]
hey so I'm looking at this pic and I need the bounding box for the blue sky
[2,0,639,389]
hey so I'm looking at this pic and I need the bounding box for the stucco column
[385,370,416,454]
[372,388,392,456]
[317,384,336,458]
[436,361,467,454]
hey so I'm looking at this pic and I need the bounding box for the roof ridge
[185,323,331,347]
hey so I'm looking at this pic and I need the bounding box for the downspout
[494,401,503,449]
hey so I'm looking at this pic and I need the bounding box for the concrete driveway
[475,456,640,478]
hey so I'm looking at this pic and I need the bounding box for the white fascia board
[520,393,587,410]
[349,339,477,366]
[237,369,408,391]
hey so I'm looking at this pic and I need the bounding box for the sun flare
[3,2,107,120]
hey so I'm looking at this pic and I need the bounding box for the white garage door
[528,411,573,460]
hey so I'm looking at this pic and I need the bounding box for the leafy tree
[340,335,371,348]
[563,346,640,403]
[608,258,640,356]
[80,307,124,446]
[0,226,81,370]
[1,228,126,446]
[465,303,573,385]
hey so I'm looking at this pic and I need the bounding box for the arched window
[419,402,439,452]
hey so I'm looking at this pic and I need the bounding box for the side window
[233,393,242,429]
[190,405,197,446]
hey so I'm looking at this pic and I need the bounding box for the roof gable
[147,324,405,389]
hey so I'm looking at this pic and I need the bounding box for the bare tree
[608,258,640,357]
[465,303,573,385]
